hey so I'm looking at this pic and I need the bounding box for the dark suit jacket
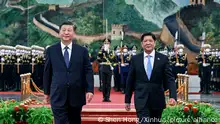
[125,51,177,110]
[43,41,94,107]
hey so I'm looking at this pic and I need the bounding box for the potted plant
[161,100,220,124]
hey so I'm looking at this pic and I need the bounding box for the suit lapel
[140,52,149,82]
[150,52,160,80]
[57,42,67,69]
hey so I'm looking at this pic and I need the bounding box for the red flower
[183,106,189,113]
[187,103,193,109]
[14,106,19,112]
[11,99,16,103]
[192,107,198,113]
[194,101,198,104]
[24,105,28,112]
[19,103,24,108]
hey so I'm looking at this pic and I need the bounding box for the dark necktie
[64,46,69,67]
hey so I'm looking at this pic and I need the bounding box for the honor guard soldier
[97,39,117,102]
[119,45,131,94]
[15,45,32,91]
[217,49,220,90]
[212,49,220,91]
[158,46,169,56]
[169,44,188,86]
[200,44,213,94]
[130,45,137,56]
[113,45,121,92]
[0,45,16,91]
[31,45,45,89]
[196,50,204,93]
[0,45,2,91]
[15,45,32,74]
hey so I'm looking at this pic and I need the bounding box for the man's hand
[86,92,93,103]
[44,94,50,104]
[125,103,131,111]
[168,98,176,106]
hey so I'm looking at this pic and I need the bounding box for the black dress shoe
[204,91,211,94]
[106,99,111,102]
[121,90,125,94]
[99,87,102,92]
[114,88,119,92]
[103,99,111,102]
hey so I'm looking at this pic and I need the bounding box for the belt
[121,63,129,66]
[175,63,184,67]
[100,62,111,65]
[203,63,210,67]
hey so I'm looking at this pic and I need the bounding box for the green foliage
[27,106,53,124]
[191,16,215,38]
[0,1,55,46]
[0,100,20,124]
[27,22,59,47]
[0,9,24,28]
[104,0,159,32]
[0,100,53,124]
[74,11,104,35]
[161,101,220,124]
[188,5,220,47]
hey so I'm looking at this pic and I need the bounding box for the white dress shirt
[144,49,155,72]
[61,41,72,60]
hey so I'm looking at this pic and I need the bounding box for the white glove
[121,64,125,67]
[175,63,180,66]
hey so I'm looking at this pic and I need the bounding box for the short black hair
[141,32,156,42]
[59,21,77,31]
[103,38,111,43]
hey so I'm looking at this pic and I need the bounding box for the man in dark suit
[43,21,94,124]
[125,32,177,124]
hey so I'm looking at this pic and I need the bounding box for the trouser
[113,65,120,91]
[202,66,211,94]
[0,65,15,91]
[98,69,102,91]
[136,105,163,124]
[120,71,128,91]
[52,104,82,124]
[102,71,112,100]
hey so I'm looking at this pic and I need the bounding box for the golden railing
[165,74,189,102]
[20,73,44,101]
